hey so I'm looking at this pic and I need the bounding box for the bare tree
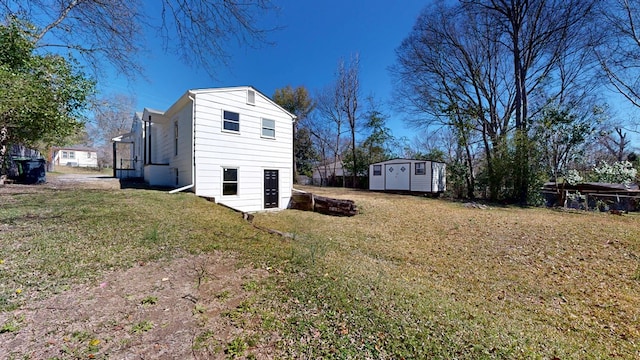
[462,0,598,203]
[395,0,599,202]
[314,83,348,186]
[305,112,334,185]
[87,93,136,168]
[596,0,640,109]
[0,0,278,78]
[599,126,632,162]
[312,56,362,187]
[336,55,360,188]
[465,0,595,204]
[394,2,513,200]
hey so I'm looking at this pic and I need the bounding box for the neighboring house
[113,86,297,213]
[311,157,349,186]
[51,146,98,168]
[369,158,446,193]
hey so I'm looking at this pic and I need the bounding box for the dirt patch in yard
[0,253,274,359]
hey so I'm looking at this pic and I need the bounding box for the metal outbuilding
[369,159,446,193]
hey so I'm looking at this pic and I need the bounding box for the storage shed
[369,159,446,193]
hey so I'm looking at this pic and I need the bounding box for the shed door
[264,170,279,208]
[385,163,410,190]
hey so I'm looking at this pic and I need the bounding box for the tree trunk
[351,133,357,188]
[313,195,358,216]
[512,17,529,205]
[0,125,8,185]
[288,192,358,216]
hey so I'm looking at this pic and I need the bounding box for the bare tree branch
[596,0,640,109]
[0,0,279,80]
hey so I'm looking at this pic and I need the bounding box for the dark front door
[264,170,279,208]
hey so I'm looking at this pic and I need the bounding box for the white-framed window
[174,121,179,156]
[62,151,68,159]
[222,167,238,195]
[223,110,240,132]
[261,118,276,138]
[415,162,426,175]
[87,152,91,158]
[69,151,75,159]
[247,89,256,105]
[373,165,382,176]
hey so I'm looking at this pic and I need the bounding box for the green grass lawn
[1,185,639,358]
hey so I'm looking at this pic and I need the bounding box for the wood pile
[288,191,358,216]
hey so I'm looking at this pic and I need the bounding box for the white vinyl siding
[147,117,171,165]
[432,162,447,192]
[170,105,193,187]
[192,88,293,212]
[411,162,432,192]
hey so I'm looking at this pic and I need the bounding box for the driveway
[49,172,121,189]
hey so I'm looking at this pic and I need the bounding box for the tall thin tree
[336,55,360,188]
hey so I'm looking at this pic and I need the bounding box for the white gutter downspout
[169,92,196,194]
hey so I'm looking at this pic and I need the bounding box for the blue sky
[96,0,640,145]
[98,0,428,141]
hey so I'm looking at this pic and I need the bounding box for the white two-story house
[113,86,296,212]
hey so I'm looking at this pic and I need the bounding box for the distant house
[51,146,98,168]
[312,157,349,186]
[113,86,297,213]
[369,158,446,193]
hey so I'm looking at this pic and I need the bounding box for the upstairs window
[373,165,382,176]
[261,118,276,138]
[415,162,426,175]
[62,151,68,159]
[223,168,238,195]
[69,151,76,159]
[223,110,240,132]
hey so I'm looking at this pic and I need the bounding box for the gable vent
[247,89,256,105]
